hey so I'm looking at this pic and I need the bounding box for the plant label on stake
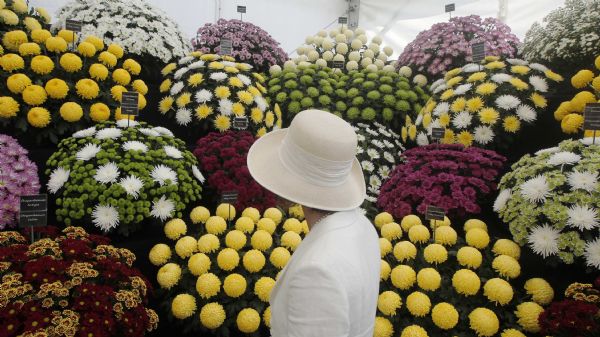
[431,127,445,141]
[445,3,455,18]
[19,194,48,243]
[471,42,486,63]
[219,39,233,56]
[338,16,348,25]
[233,116,249,130]
[65,19,82,50]
[584,103,600,144]
[237,5,246,19]
[425,205,446,221]
[121,92,139,128]
[332,60,345,69]
[221,191,239,224]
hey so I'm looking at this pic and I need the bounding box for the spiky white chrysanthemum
[163,145,183,159]
[367,149,380,159]
[416,132,429,146]
[452,111,473,129]
[92,204,120,232]
[366,128,379,137]
[222,61,237,67]
[454,83,473,96]
[173,67,189,80]
[371,140,384,149]
[119,175,143,199]
[122,141,148,152]
[255,96,268,112]
[151,165,178,186]
[520,175,550,203]
[369,175,381,189]
[361,161,374,172]
[138,128,160,137]
[178,56,195,65]
[414,114,423,127]
[176,108,192,126]
[430,78,445,91]
[170,81,184,96]
[76,143,102,161]
[584,238,600,270]
[195,89,212,103]
[47,167,70,194]
[116,119,140,128]
[529,75,548,92]
[535,146,560,156]
[491,73,513,83]
[528,224,560,258]
[474,125,495,144]
[529,63,549,72]
[94,162,120,184]
[506,58,529,65]
[383,152,395,163]
[210,72,228,82]
[516,104,537,123]
[237,74,251,86]
[150,195,175,220]
[495,95,521,110]
[192,166,205,183]
[547,151,581,166]
[73,127,96,138]
[566,204,599,231]
[432,83,448,94]
[378,166,391,179]
[567,170,598,192]
[433,102,450,116]
[95,127,122,140]
[580,137,598,146]
[189,60,205,70]
[218,99,233,115]
[383,140,395,149]
[493,189,512,212]
[153,127,174,137]
[461,63,481,73]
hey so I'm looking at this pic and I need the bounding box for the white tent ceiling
[30,0,564,59]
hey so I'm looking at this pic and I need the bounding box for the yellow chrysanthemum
[264,111,275,126]
[59,53,83,72]
[485,61,506,70]
[423,244,448,264]
[438,112,450,127]
[157,263,182,289]
[492,239,521,260]
[199,303,225,329]
[515,302,543,333]
[237,308,260,333]
[175,236,198,258]
[148,243,171,266]
[223,273,247,298]
[98,51,117,68]
[476,82,498,95]
[84,36,104,50]
[0,96,19,118]
[450,97,466,112]
[3,30,27,51]
[492,255,521,279]
[45,36,68,53]
[217,248,240,271]
[457,131,473,147]
[123,58,141,75]
[464,219,488,232]
[255,276,276,302]
[544,69,564,82]
[444,68,462,80]
[281,231,302,251]
[408,124,417,140]
[570,91,596,112]
[196,272,221,298]
[209,61,225,70]
[467,71,487,82]
[441,129,455,144]
[592,76,600,91]
[225,230,247,250]
[234,216,255,234]
[408,225,430,244]
[162,62,176,75]
[373,317,394,337]
[107,44,124,58]
[76,78,100,100]
[257,127,268,137]
[30,29,51,44]
[44,78,68,99]
[571,69,595,89]
[27,107,50,127]
[263,208,282,224]
[430,215,451,228]
[30,55,53,75]
[251,230,273,251]
[250,107,264,124]
[157,97,174,114]
[595,55,600,70]
[417,268,441,291]
[0,9,19,26]
[263,307,271,328]
[393,241,417,262]
[503,115,521,133]
[466,228,490,249]
[434,226,457,246]
[377,291,402,316]
[400,214,421,231]
[57,29,76,43]
[86,63,108,81]
[256,219,276,236]
[406,291,431,317]
[214,114,231,132]
[554,101,572,121]
[132,79,148,96]
[243,249,265,273]
[184,73,203,88]
[193,104,212,119]
[159,78,172,93]
[110,86,128,102]
[0,53,24,71]
[391,265,416,290]
[375,212,394,228]
[524,278,554,305]
[452,269,481,295]
[59,102,83,122]
[176,92,192,107]
[510,78,529,91]
[164,218,186,240]
[270,247,290,269]
[171,294,196,319]
[188,253,211,276]
[457,246,483,269]
[77,42,96,58]
[22,84,46,106]
[440,89,454,101]
[224,66,239,74]
[511,65,530,74]
[469,307,499,337]
[501,329,527,337]
[530,92,547,108]
[400,325,428,337]
[88,103,110,122]
[479,107,499,125]
[204,216,226,236]
[112,68,131,86]
[380,238,392,257]
[431,303,459,330]
[446,76,463,87]
[483,278,514,305]
[381,260,391,281]
[422,113,432,127]
[18,42,40,56]
[466,97,484,112]
[381,222,402,241]
[236,90,253,105]
[283,218,302,234]
[188,206,210,224]
[197,233,220,253]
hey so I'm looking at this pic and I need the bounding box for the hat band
[278,135,354,187]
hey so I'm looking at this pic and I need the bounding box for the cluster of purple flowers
[192,19,288,72]
[398,15,520,77]
[377,144,505,219]
[0,135,40,229]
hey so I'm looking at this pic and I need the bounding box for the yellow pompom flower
[377,291,402,316]
[123,58,141,75]
[159,96,174,114]
[452,269,481,295]
[431,303,459,330]
[217,248,240,271]
[257,218,277,235]
[375,212,394,228]
[211,204,234,221]
[592,76,600,91]
[263,307,271,328]
[469,307,499,337]
[483,278,514,305]
[22,84,47,106]
[199,303,225,329]
[197,233,220,253]
[30,29,51,44]
[466,228,490,249]
[18,42,40,56]
[406,291,431,317]
[161,62,176,75]
[175,236,198,258]
[205,216,227,235]
[466,97,484,112]
[270,247,291,268]
[417,268,441,291]
[374,317,394,337]
[515,302,543,333]
[255,277,276,302]
[434,226,457,246]
[400,325,428,337]
[524,278,554,305]
[476,82,498,95]
[188,253,211,276]
[237,308,260,333]
[423,244,448,264]
[464,219,487,232]
[0,96,19,118]
[77,42,96,58]
[492,255,521,279]
[281,231,302,251]
[283,218,302,234]
[3,30,27,51]
[251,230,273,251]
[571,69,595,88]
[148,243,171,266]
[59,102,83,122]
[44,78,69,99]
[509,78,529,91]
[554,101,572,121]
[215,114,231,131]
[57,29,76,43]
[479,107,499,125]
[132,79,148,96]
[457,246,483,269]
[492,239,520,260]
[381,222,402,241]
[171,294,196,319]
[0,9,19,26]
[408,225,430,244]
[196,272,221,298]
[595,55,600,70]
[381,260,391,281]
[112,68,131,86]
[159,78,172,93]
[391,265,416,290]
[225,230,247,250]
[235,216,255,233]
[223,273,247,298]
[189,206,210,224]
[76,78,100,99]
[393,241,417,262]
[530,92,547,108]
[89,102,110,122]
[27,107,50,127]
[467,71,487,82]
[59,53,83,72]
[570,91,597,112]
[98,51,118,68]
[400,214,421,231]
[243,249,266,273]
[7,73,31,94]
[10,0,27,14]
[544,69,564,82]
[88,63,109,81]
[457,131,474,147]
[45,36,68,53]
[562,113,584,134]
[107,43,124,58]
[30,55,53,75]
[84,36,104,50]
[157,263,182,289]
[0,53,24,71]
[263,208,283,224]
[501,329,527,337]
[380,238,392,257]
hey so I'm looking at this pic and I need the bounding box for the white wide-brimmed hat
[247,109,366,211]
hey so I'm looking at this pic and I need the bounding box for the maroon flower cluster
[192,19,288,72]
[194,131,276,212]
[0,227,158,337]
[377,144,506,219]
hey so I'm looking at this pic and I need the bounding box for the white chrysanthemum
[94,162,120,184]
[255,96,268,112]
[528,224,560,258]
[367,149,380,159]
[520,175,550,203]
[491,73,513,83]
[92,204,120,232]
[432,83,448,94]
[73,127,96,138]
[153,127,174,137]
[581,137,599,146]
[454,83,472,95]
[529,75,548,92]
[416,132,429,146]
[151,165,178,186]
[372,140,384,148]
[384,152,395,163]
[495,95,521,110]
[433,102,450,116]
[430,78,445,91]
[547,151,581,166]
[189,60,205,70]
[493,189,511,212]
[506,58,529,65]
[192,166,205,183]
[535,146,560,156]
[529,63,549,72]
[516,104,537,123]
[361,161,374,172]
[357,147,364,154]
[567,205,599,231]
[237,74,251,86]
[115,119,139,128]
[178,56,195,65]
[366,128,378,137]
[222,61,237,67]
[195,89,213,103]
[369,175,381,189]
[176,108,193,125]
[173,67,189,80]
[414,114,423,126]
[584,238,600,270]
[138,128,160,137]
[95,128,122,140]
[170,81,184,96]
[119,175,143,199]
[378,166,391,179]
[219,99,233,115]
[474,125,495,144]
[163,146,183,159]
[76,143,101,161]
[383,140,394,148]
[356,134,366,142]
[567,170,598,192]
[150,195,175,220]
[122,141,148,152]
[452,111,473,129]
[462,63,481,72]
[47,167,70,194]
[210,72,227,82]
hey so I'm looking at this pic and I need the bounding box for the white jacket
[269,209,380,337]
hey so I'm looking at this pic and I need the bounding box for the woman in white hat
[247,109,380,337]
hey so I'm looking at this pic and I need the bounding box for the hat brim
[247,129,366,211]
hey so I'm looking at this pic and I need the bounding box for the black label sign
[584,103,600,130]
[221,191,239,204]
[425,205,446,221]
[338,17,348,24]
[19,194,47,227]
[65,19,83,32]
[233,116,249,130]
[121,92,139,116]
[332,60,345,69]
[219,39,233,56]
[237,5,246,13]
[471,42,486,63]
[431,127,445,140]
[445,3,455,12]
